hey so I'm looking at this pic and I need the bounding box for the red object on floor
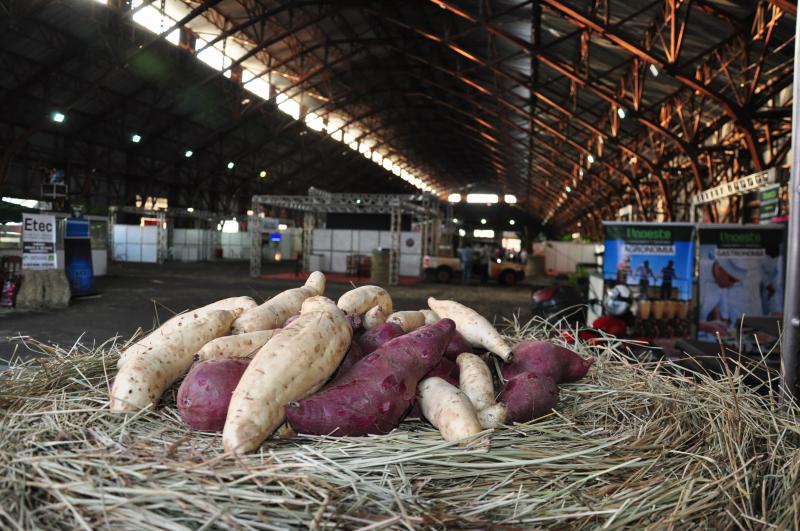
[592,315,627,337]
[259,271,422,286]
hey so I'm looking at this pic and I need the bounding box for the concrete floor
[0,261,535,360]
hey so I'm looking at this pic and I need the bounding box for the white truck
[422,255,525,285]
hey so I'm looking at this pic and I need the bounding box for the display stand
[249,188,440,285]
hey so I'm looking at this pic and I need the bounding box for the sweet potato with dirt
[178,358,250,431]
[357,322,405,355]
[500,372,559,424]
[337,285,393,316]
[428,297,511,361]
[223,296,351,453]
[117,296,256,369]
[407,357,459,419]
[285,319,455,436]
[195,330,277,362]
[457,353,496,411]
[477,402,507,429]
[363,304,388,329]
[501,341,593,383]
[111,310,236,411]
[387,311,426,332]
[231,272,325,334]
[418,377,483,443]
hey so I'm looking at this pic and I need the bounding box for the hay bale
[1,319,798,528]
[15,270,45,309]
[44,269,71,308]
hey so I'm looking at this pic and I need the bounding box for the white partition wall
[543,241,598,273]
[310,228,421,276]
[220,232,250,259]
[112,225,160,263]
[170,229,214,262]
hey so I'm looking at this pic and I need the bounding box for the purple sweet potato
[335,341,364,378]
[427,356,460,387]
[443,330,474,360]
[356,322,405,355]
[178,358,250,432]
[500,372,559,423]
[286,319,455,436]
[501,341,593,383]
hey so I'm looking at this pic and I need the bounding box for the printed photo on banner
[697,225,785,349]
[602,222,695,301]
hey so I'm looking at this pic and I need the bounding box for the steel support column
[249,198,263,278]
[781,11,800,403]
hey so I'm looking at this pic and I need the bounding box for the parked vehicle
[422,255,525,285]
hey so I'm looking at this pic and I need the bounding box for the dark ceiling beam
[425,0,707,200]
[768,0,797,16]
[374,12,665,214]
[537,0,764,170]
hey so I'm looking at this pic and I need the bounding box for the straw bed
[2,321,800,529]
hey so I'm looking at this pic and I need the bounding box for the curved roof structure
[0,0,795,233]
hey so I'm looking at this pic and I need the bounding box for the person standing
[660,260,675,299]
[635,260,655,298]
[616,255,632,284]
[457,244,474,284]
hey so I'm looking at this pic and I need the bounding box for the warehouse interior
[2,0,800,528]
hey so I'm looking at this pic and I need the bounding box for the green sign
[759,184,780,223]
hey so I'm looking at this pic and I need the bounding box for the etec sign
[24,217,53,234]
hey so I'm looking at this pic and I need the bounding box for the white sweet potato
[420,309,439,325]
[363,305,388,330]
[427,297,512,361]
[419,377,483,442]
[110,310,236,411]
[231,272,325,334]
[195,330,277,362]
[337,285,393,316]
[117,296,256,369]
[387,310,426,332]
[456,353,496,411]
[223,296,351,454]
[476,402,508,429]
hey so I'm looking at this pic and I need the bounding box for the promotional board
[603,222,696,339]
[603,222,695,299]
[21,213,57,269]
[697,224,784,352]
[64,218,97,296]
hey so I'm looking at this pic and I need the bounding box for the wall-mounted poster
[697,224,785,353]
[603,222,696,339]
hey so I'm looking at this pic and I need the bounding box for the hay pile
[1,323,800,530]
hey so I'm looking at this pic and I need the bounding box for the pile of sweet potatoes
[109,275,594,454]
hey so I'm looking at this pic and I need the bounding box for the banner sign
[692,168,777,205]
[697,225,784,348]
[603,222,695,300]
[603,222,696,339]
[64,218,97,297]
[22,213,57,270]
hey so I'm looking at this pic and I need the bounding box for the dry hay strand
[1,319,800,530]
